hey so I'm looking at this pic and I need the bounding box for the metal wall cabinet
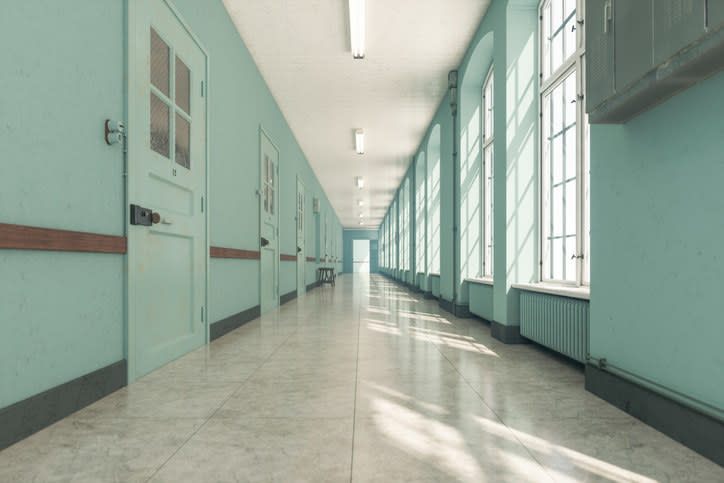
[614,1,653,91]
[710,1,724,29]
[586,0,724,123]
[653,1,706,66]
[585,0,614,110]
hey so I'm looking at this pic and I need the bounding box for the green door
[296,178,306,296]
[127,0,208,380]
[259,129,279,313]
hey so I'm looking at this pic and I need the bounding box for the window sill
[429,272,441,277]
[465,277,494,286]
[511,282,590,301]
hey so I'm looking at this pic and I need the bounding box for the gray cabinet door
[586,0,615,111]
[614,0,653,91]
[709,0,724,29]
[654,0,706,65]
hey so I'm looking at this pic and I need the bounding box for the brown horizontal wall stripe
[306,257,316,262]
[0,223,126,254]
[280,254,297,261]
[209,246,260,259]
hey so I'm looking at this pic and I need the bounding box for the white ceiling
[222,0,491,228]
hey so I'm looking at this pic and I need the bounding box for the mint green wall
[0,0,342,409]
[343,230,379,273]
[469,283,495,321]
[171,0,343,314]
[590,71,724,413]
[0,0,126,410]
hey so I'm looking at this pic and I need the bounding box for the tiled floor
[1,274,722,482]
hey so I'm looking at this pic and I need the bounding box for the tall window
[401,178,410,271]
[415,154,426,274]
[482,66,494,278]
[540,0,589,285]
[428,127,441,274]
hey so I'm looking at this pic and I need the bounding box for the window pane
[565,235,576,280]
[543,2,551,78]
[264,186,268,213]
[565,16,577,60]
[270,189,274,215]
[565,71,577,126]
[565,179,577,236]
[175,56,191,114]
[150,93,170,158]
[150,28,170,97]
[264,156,268,183]
[175,113,190,169]
[552,135,563,184]
[552,0,563,27]
[565,126,576,180]
[552,32,563,73]
[552,83,563,133]
[552,184,563,236]
[552,238,563,280]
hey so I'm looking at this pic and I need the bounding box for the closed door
[128,0,207,379]
[260,129,279,313]
[296,178,305,295]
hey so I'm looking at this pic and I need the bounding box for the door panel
[296,179,305,295]
[128,0,207,379]
[260,129,279,313]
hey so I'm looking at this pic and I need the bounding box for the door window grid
[539,0,588,286]
[482,66,494,278]
[149,27,193,169]
[263,155,275,215]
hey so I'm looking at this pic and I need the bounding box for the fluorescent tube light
[355,129,365,154]
[358,200,364,207]
[349,0,365,59]
[356,176,364,189]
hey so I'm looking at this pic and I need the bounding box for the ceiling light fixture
[349,0,366,59]
[355,129,365,154]
[358,200,364,207]
[359,213,364,218]
[356,176,364,189]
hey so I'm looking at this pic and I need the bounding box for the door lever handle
[261,237,270,247]
[160,218,173,225]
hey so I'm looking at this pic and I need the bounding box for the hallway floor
[1,274,722,482]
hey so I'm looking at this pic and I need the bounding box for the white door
[127,0,207,379]
[260,129,279,313]
[296,178,305,295]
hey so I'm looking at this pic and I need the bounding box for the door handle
[261,237,270,247]
[297,247,302,253]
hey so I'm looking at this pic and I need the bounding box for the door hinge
[201,306,205,323]
[201,196,204,212]
[201,81,205,97]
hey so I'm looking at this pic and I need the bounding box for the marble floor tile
[149,417,353,483]
[1,274,722,482]
[0,414,204,483]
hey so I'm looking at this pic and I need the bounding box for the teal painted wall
[343,230,379,273]
[469,282,495,322]
[0,0,126,410]
[590,71,724,413]
[170,0,343,316]
[0,0,343,409]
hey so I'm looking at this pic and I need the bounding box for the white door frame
[259,125,280,312]
[126,0,210,382]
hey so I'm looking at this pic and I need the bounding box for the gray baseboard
[0,360,127,451]
[210,305,261,341]
[585,364,724,466]
[438,298,471,318]
[490,320,530,344]
[306,281,321,291]
[423,291,435,299]
[280,290,297,305]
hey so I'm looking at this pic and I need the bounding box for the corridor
[0,274,721,482]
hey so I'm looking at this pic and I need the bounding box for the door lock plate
[130,204,153,226]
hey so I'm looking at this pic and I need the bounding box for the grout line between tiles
[143,321,299,483]
[348,282,363,483]
[427,324,556,482]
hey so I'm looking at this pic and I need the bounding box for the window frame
[481,65,495,279]
[538,0,589,287]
